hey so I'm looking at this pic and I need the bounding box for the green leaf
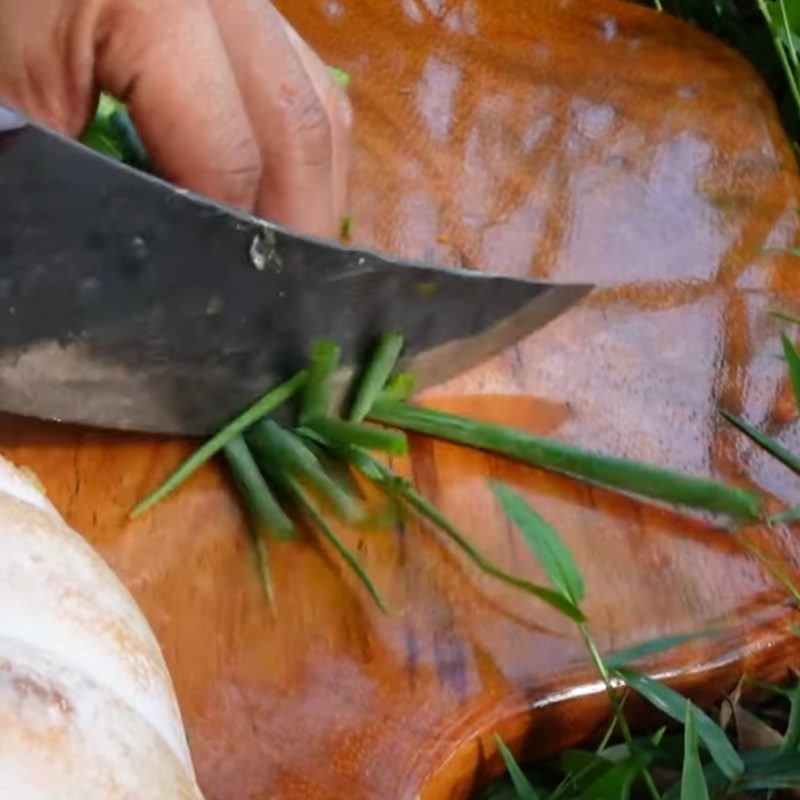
[782,332,800,412]
[666,748,800,797]
[131,370,307,518]
[369,400,763,519]
[722,410,800,475]
[783,683,800,751]
[494,736,542,800]
[491,483,585,605]
[605,630,715,668]
[338,447,585,621]
[681,703,710,800]
[576,752,650,800]
[615,668,743,779]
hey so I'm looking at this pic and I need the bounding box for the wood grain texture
[4,0,800,797]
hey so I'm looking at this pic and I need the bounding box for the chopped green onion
[303,417,408,454]
[300,340,341,423]
[368,400,762,519]
[248,420,364,523]
[339,446,585,622]
[223,435,294,540]
[349,332,404,422]
[380,372,417,402]
[253,529,275,605]
[131,370,307,518]
[281,474,393,614]
[328,66,351,90]
[722,411,800,476]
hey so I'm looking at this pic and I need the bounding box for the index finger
[95,0,261,211]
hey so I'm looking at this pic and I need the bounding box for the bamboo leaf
[131,370,307,517]
[784,332,800,413]
[349,332,404,421]
[615,668,743,779]
[491,482,585,605]
[722,410,800,475]
[494,735,542,800]
[339,446,585,622]
[681,704,710,800]
[369,400,763,519]
[605,630,715,668]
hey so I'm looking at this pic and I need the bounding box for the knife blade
[0,103,591,435]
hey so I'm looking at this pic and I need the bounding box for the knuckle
[214,128,262,206]
[285,85,333,168]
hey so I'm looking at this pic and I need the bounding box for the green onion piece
[300,340,341,423]
[328,66,351,90]
[722,411,800,475]
[339,445,585,622]
[368,400,763,519]
[131,370,307,518]
[379,372,417,402]
[281,474,393,614]
[303,417,408,455]
[109,106,151,171]
[248,420,364,523]
[223,435,294,540]
[349,332,404,422]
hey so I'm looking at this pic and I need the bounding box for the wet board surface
[3,1,800,798]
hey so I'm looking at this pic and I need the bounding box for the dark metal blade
[0,105,591,435]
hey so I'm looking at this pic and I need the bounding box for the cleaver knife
[0,102,591,435]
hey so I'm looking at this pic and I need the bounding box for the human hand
[0,0,351,237]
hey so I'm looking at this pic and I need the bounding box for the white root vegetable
[0,455,204,799]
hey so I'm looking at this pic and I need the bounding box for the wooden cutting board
[3,1,800,798]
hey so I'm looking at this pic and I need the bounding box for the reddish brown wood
[3,1,800,798]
